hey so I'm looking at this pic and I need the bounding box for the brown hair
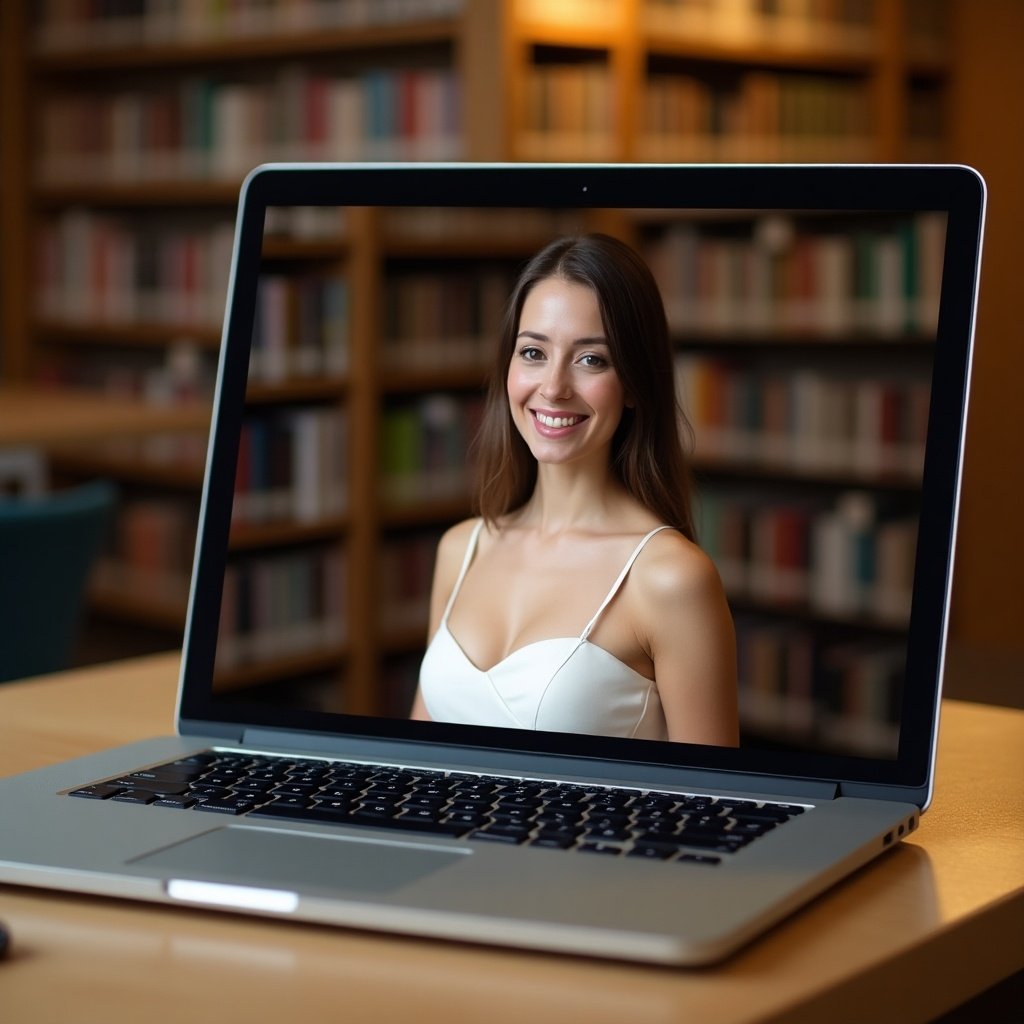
[472,233,696,539]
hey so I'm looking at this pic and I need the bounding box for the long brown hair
[472,233,696,540]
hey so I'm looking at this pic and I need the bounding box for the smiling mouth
[533,411,586,429]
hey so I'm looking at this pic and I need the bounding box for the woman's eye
[518,346,544,361]
[579,353,607,368]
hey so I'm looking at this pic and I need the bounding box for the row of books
[251,274,350,384]
[637,128,880,164]
[37,343,216,407]
[524,64,615,138]
[379,207,587,245]
[377,531,444,638]
[379,393,483,508]
[645,213,946,338]
[33,0,465,52]
[264,206,349,242]
[643,0,876,51]
[93,494,198,611]
[676,355,931,480]
[519,64,616,160]
[35,210,233,330]
[641,72,873,162]
[215,543,347,672]
[37,66,462,185]
[736,614,902,757]
[232,407,348,526]
[698,489,917,625]
[381,268,512,374]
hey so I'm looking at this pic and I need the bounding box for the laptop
[0,163,985,965]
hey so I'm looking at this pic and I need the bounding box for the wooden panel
[946,0,1024,660]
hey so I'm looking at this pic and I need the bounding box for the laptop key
[188,785,235,801]
[267,795,312,809]
[152,795,200,809]
[111,778,190,796]
[195,797,257,815]
[444,812,486,827]
[530,831,577,849]
[123,768,202,784]
[628,843,675,860]
[677,854,722,866]
[311,799,350,814]
[69,785,123,800]
[585,826,632,842]
[675,834,749,853]
[467,829,528,845]
[731,808,792,825]
[111,789,157,805]
[729,819,776,836]
[578,842,623,855]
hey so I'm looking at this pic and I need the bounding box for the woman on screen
[411,233,738,746]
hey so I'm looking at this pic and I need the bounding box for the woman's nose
[540,361,572,400]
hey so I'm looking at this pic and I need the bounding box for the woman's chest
[447,543,649,675]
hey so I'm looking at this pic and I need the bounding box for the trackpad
[132,825,466,896]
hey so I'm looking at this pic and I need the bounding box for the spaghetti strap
[580,526,673,641]
[440,519,485,625]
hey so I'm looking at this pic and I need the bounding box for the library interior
[0,4,1022,1020]
[0,0,1021,740]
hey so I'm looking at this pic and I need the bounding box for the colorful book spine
[93,494,198,609]
[734,614,903,758]
[379,393,484,506]
[382,267,512,372]
[233,407,348,525]
[378,530,444,636]
[38,68,462,185]
[676,355,931,481]
[35,211,234,331]
[641,70,873,163]
[215,543,347,671]
[697,488,918,627]
[522,63,615,159]
[250,274,350,383]
[648,213,946,338]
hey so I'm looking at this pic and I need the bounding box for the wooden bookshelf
[0,0,955,749]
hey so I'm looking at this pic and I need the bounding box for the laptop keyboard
[69,750,807,866]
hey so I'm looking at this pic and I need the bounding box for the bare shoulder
[632,529,725,606]
[435,517,482,577]
[631,530,738,746]
[427,518,483,635]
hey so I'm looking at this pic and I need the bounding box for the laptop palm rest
[131,825,467,896]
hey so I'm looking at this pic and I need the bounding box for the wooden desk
[0,654,1021,1024]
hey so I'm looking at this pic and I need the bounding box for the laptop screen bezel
[178,162,985,794]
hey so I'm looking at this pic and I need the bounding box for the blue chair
[0,480,116,682]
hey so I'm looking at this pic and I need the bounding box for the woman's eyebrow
[516,330,609,346]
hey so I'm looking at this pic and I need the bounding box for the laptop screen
[180,164,983,793]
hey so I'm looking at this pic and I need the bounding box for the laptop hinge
[179,718,245,742]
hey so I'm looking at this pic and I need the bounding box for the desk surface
[0,654,1021,1024]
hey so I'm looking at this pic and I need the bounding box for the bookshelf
[2,0,953,753]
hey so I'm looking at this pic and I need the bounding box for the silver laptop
[0,163,985,965]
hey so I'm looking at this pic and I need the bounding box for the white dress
[419,521,672,740]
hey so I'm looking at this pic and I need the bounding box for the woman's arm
[635,533,739,746]
[409,688,431,721]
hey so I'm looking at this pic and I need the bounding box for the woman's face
[506,276,628,472]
